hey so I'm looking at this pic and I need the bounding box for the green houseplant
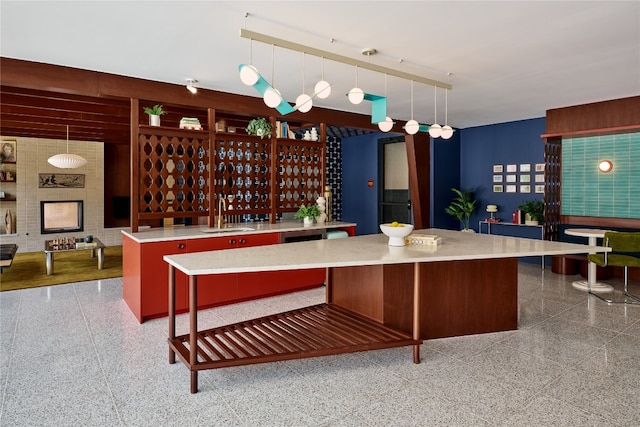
[518,199,544,225]
[246,117,272,139]
[445,187,478,231]
[143,104,166,126]
[294,204,321,225]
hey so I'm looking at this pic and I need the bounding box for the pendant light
[263,44,283,108]
[347,65,364,104]
[295,52,313,113]
[404,80,419,135]
[441,87,454,139]
[378,73,393,132]
[314,57,331,99]
[428,85,442,138]
[239,38,260,86]
[48,125,87,169]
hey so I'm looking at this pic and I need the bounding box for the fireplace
[40,200,84,234]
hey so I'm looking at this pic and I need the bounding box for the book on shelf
[179,117,202,130]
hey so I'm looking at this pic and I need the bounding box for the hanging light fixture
[186,79,198,94]
[48,126,87,169]
[441,86,454,139]
[263,44,283,108]
[314,56,331,99]
[295,52,313,113]
[378,73,393,132]
[404,80,419,135]
[347,65,365,104]
[429,85,442,138]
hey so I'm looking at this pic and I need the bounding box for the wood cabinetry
[0,162,17,235]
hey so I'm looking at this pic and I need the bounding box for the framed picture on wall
[506,174,517,183]
[0,140,16,163]
[506,164,517,173]
[493,164,503,173]
[535,163,545,172]
[520,163,531,172]
[520,174,531,183]
[520,185,531,193]
[506,185,517,193]
[535,174,545,183]
[493,175,503,183]
[493,185,503,192]
[535,185,545,194]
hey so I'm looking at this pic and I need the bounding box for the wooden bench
[0,243,18,273]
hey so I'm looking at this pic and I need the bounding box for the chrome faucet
[217,196,227,229]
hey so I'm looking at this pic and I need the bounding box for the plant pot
[149,114,161,127]
[303,217,313,227]
[461,228,475,233]
[256,128,264,137]
[525,220,539,225]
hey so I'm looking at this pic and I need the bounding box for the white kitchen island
[164,228,609,393]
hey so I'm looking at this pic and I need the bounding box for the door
[379,137,411,224]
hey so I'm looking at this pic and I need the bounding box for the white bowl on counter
[379,223,414,246]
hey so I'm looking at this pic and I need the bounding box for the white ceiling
[2,1,639,129]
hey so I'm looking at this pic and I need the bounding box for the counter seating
[0,244,18,273]
[587,232,640,305]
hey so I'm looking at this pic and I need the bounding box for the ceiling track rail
[240,28,452,90]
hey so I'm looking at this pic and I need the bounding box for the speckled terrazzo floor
[1,262,639,426]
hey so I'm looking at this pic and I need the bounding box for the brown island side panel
[328,258,519,339]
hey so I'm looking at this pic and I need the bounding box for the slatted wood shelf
[169,303,421,371]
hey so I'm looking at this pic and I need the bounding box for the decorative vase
[149,114,161,127]
[85,235,93,243]
[303,217,313,227]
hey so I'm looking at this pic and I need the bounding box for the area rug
[0,246,122,292]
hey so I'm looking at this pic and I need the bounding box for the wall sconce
[186,79,198,94]
[598,160,613,173]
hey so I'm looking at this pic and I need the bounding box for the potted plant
[294,203,321,226]
[445,187,478,231]
[518,199,544,225]
[143,104,167,127]
[246,117,272,139]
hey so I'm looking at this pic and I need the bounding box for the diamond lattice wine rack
[134,118,326,229]
[137,127,211,219]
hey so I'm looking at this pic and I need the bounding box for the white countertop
[164,228,610,276]
[121,220,356,243]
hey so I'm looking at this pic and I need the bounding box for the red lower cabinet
[124,231,332,322]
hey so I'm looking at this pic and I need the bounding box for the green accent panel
[562,132,640,219]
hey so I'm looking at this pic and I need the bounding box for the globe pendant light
[295,52,313,113]
[404,80,419,135]
[314,56,331,99]
[263,44,282,108]
[48,125,87,169]
[347,65,364,104]
[239,39,260,86]
[429,85,442,138]
[441,87,454,139]
[378,74,393,132]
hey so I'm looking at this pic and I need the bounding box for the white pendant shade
[314,80,331,99]
[441,125,454,139]
[295,93,313,113]
[429,123,442,138]
[405,119,419,135]
[378,116,394,132]
[239,64,260,86]
[347,87,364,104]
[263,87,282,108]
[48,153,87,169]
[48,125,87,169]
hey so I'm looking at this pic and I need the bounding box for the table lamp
[486,204,498,222]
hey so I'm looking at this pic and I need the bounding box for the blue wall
[342,132,387,235]
[341,117,546,235]
[460,118,546,230]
